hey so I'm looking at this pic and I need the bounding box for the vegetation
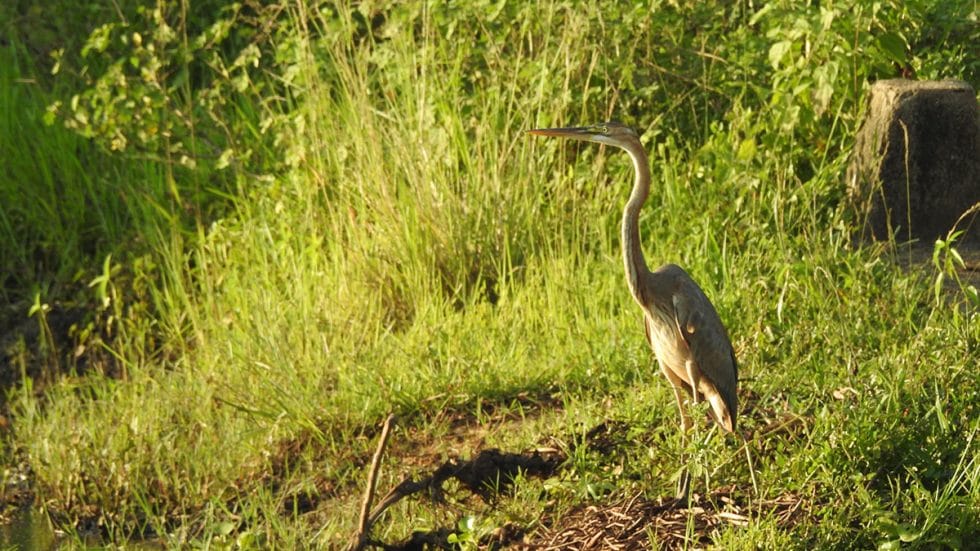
[1,0,977,548]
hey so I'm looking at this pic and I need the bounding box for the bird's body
[529,122,739,499]
[639,264,738,433]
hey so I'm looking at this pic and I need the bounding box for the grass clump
[2,0,978,548]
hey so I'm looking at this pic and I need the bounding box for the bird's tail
[707,391,736,433]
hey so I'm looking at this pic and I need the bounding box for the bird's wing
[671,285,738,431]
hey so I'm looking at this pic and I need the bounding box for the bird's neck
[621,141,651,303]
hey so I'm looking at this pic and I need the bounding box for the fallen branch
[346,413,396,551]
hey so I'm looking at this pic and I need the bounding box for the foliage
[46,1,282,175]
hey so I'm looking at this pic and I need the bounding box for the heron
[528,122,739,500]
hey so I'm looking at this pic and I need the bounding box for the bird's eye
[598,125,609,134]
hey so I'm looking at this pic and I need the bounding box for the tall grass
[4,0,979,548]
[0,44,124,296]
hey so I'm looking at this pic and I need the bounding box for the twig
[346,413,396,551]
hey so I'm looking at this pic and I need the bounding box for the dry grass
[531,487,810,550]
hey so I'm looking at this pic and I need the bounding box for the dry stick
[347,413,396,551]
[362,477,429,530]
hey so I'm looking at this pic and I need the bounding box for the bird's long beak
[527,126,594,138]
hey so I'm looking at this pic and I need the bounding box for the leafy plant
[46,1,281,180]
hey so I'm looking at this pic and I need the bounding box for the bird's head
[527,121,640,150]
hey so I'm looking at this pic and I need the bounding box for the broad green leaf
[932,239,945,266]
[769,40,792,70]
[737,137,757,161]
[877,32,908,64]
[950,247,965,268]
[896,522,922,543]
[966,285,979,305]
[749,3,774,26]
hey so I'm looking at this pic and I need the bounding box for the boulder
[847,79,979,244]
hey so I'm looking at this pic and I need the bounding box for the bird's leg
[662,367,694,504]
[670,385,692,504]
[685,360,700,405]
[676,361,700,503]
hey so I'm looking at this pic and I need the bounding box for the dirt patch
[349,447,564,551]
[398,390,564,470]
[252,391,566,522]
[0,302,85,390]
[529,486,808,550]
[414,447,564,503]
[347,385,817,550]
[0,457,34,523]
[580,420,631,455]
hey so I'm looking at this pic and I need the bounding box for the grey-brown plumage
[529,121,738,498]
